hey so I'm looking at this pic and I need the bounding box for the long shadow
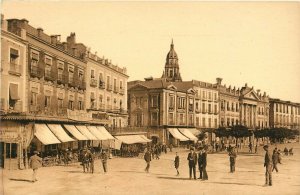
[205,181,262,187]
[157,176,195,181]
[63,170,86,173]
[118,170,146,174]
[9,178,33,183]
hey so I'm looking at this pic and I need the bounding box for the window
[68,65,74,83]
[45,95,50,108]
[236,119,239,125]
[227,118,230,126]
[68,100,74,110]
[227,102,230,111]
[202,118,206,127]
[196,102,199,110]
[169,95,175,109]
[202,91,206,99]
[30,50,39,74]
[208,92,211,100]
[57,61,64,81]
[189,98,193,111]
[91,69,95,78]
[180,114,184,124]
[221,101,225,111]
[120,99,123,109]
[178,97,185,109]
[30,91,37,106]
[45,56,52,77]
[58,99,63,109]
[120,81,123,89]
[214,118,218,127]
[202,103,205,112]
[208,104,212,113]
[214,93,217,101]
[90,93,96,109]
[114,78,117,91]
[78,100,83,110]
[151,112,158,126]
[78,69,84,81]
[168,113,174,124]
[208,118,211,127]
[214,104,217,113]
[10,48,19,64]
[236,103,239,112]
[107,76,110,86]
[231,102,234,111]
[152,95,158,107]
[196,117,200,127]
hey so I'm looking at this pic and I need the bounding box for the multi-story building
[216,78,269,130]
[85,50,129,129]
[1,17,120,169]
[269,98,300,130]
[0,15,27,169]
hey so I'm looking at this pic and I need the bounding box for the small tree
[230,125,252,146]
[215,127,230,138]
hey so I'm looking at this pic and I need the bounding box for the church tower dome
[161,39,182,82]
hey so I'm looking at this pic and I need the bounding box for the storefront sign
[0,129,20,142]
[67,109,93,121]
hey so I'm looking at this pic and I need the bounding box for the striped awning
[96,126,114,140]
[47,124,74,142]
[34,124,61,145]
[87,126,107,140]
[75,125,98,140]
[63,125,87,140]
[168,128,189,141]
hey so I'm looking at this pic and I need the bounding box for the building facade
[269,98,300,130]
[0,16,28,169]
[0,16,127,169]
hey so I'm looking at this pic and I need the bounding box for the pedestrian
[101,150,108,173]
[144,148,151,173]
[249,142,253,153]
[229,147,237,173]
[284,147,288,156]
[277,149,282,164]
[198,148,204,179]
[82,148,90,173]
[29,151,42,182]
[255,144,258,154]
[263,145,272,186]
[187,148,197,180]
[272,148,279,173]
[169,143,173,152]
[89,150,95,174]
[289,148,293,156]
[174,152,180,176]
[200,147,208,180]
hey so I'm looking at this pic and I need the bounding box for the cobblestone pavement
[1,143,300,195]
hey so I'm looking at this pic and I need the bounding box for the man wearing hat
[229,146,237,173]
[29,151,42,182]
[263,145,272,186]
[101,150,108,173]
[187,148,197,180]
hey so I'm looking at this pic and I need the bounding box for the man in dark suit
[198,148,204,179]
[174,152,180,176]
[144,148,151,173]
[200,147,208,180]
[264,145,272,186]
[229,147,237,173]
[187,148,197,180]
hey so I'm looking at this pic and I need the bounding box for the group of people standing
[80,147,108,174]
[187,147,208,180]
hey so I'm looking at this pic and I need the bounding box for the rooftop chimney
[21,18,28,25]
[216,77,223,85]
[67,32,76,46]
[37,28,43,37]
[50,35,58,45]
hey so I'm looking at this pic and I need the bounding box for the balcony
[9,101,22,112]
[113,86,119,93]
[78,81,86,90]
[30,65,39,77]
[90,78,97,87]
[99,103,106,111]
[202,110,207,114]
[168,106,174,112]
[57,107,67,116]
[107,84,113,91]
[44,70,54,81]
[9,63,22,76]
[119,88,125,95]
[99,81,105,89]
[195,108,201,113]
[29,105,38,113]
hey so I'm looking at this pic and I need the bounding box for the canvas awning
[115,135,150,144]
[63,125,88,140]
[168,128,189,141]
[75,125,98,140]
[9,83,20,100]
[34,124,61,145]
[188,128,201,136]
[87,126,107,140]
[96,126,115,140]
[140,135,152,142]
[178,128,198,141]
[47,124,75,142]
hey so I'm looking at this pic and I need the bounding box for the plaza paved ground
[1,143,300,195]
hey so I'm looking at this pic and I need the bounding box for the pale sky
[2,1,300,102]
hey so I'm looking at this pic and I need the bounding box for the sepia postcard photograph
[0,0,300,194]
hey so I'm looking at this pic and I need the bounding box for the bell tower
[161,39,182,82]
